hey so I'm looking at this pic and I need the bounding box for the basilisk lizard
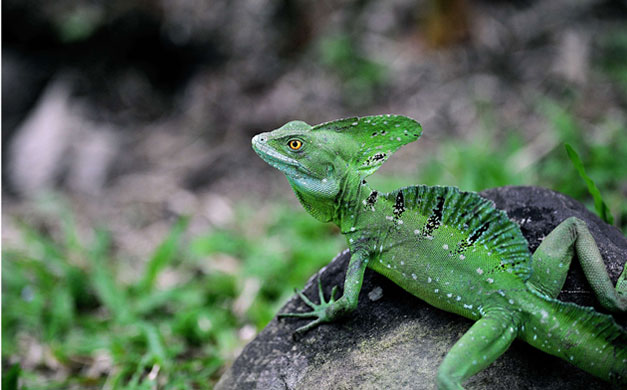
[251,115,627,389]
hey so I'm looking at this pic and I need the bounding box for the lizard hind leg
[529,216,627,311]
[617,264,627,297]
[436,311,520,390]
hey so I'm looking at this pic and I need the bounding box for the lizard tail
[520,292,627,384]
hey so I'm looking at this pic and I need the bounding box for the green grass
[2,199,344,389]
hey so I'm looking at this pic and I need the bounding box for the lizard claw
[278,276,344,334]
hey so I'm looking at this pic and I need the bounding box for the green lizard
[251,115,627,389]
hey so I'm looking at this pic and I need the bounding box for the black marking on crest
[454,222,491,254]
[364,190,378,211]
[423,195,445,237]
[365,152,387,166]
[393,191,406,219]
[469,222,491,244]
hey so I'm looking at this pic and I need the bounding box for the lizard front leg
[279,248,370,333]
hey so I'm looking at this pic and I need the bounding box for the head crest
[311,114,422,177]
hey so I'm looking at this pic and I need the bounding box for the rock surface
[216,186,627,390]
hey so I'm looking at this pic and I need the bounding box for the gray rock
[216,186,626,390]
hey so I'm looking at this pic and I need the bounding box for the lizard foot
[278,277,341,334]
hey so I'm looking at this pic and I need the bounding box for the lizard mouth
[252,136,315,176]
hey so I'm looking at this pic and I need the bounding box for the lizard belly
[368,238,525,320]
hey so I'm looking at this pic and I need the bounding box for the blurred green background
[2,0,627,389]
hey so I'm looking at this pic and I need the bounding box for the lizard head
[252,115,422,221]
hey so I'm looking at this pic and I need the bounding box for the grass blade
[88,229,131,323]
[2,364,21,390]
[565,143,614,224]
[138,217,189,294]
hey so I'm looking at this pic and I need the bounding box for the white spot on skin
[412,273,417,280]
[456,296,461,301]
[459,255,466,260]
[476,268,483,275]
[447,293,453,298]
[486,278,494,284]
[434,289,439,293]
[350,227,356,232]
[427,277,432,283]
[414,229,420,235]
[442,244,449,250]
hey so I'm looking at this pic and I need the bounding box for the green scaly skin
[251,115,627,389]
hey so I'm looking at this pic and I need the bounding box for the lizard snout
[252,133,269,145]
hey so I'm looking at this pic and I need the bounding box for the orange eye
[288,139,303,150]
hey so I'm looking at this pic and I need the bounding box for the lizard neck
[288,171,369,230]
[334,174,371,234]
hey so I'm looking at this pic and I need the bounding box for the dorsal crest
[391,185,533,280]
[311,115,422,178]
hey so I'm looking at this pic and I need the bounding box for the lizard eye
[288,139,303,151]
